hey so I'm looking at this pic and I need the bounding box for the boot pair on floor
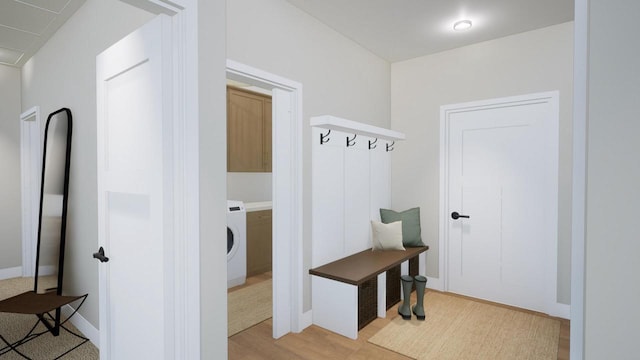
[398,275,427,321]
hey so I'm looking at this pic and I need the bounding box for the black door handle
[93,247,109,263]
[451,212,470,220]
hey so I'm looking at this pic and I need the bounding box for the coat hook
[346,134,357,147]
[320,129,331,145]
[368,138,378,150]
[386,141,395,152]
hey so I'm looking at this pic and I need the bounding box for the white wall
[584,0,640,357]
[199,0,229,357]
[21,0,154,327]
[0,64,22,271]
[227,173,272,202]
[390,22,574,304]
[227,0,391,311]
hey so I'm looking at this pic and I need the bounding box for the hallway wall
[0,64,22,273]
[584,0,640,357]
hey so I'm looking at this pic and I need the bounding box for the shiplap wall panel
[312,118,402,267]
[344,141,371,255]
[312,127,346,267]
[370,143,391,222]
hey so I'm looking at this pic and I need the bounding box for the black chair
[0,108,89,359]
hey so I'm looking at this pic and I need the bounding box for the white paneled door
[96,15,173,359]
[444,93,559,313]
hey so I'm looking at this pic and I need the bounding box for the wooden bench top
[309,246,428,286]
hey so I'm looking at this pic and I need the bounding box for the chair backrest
[34,108,72,296]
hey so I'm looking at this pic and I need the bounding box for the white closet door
[96,15,173,359]
[446,94,558,313]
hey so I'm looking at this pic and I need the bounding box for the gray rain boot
[398,275,413,320]
[412,275,427,320]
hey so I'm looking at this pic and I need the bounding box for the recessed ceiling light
[453,20,472,31]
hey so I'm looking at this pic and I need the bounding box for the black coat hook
[320,129,331,144]
[386,141,395,152]
[346,134,357,147]
[369,138,378,150]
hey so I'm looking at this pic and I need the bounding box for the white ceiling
[0,0,574,68]
[285,0,574,62]
[0,0,85,67]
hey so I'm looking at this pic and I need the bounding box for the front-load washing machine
[227,200,247,288]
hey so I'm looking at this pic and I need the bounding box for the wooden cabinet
[246,210,272,277]
[227,86,272,172]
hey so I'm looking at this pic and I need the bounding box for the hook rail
[346,134,357,147]
[320,129,331,144]
[386,141,395,152]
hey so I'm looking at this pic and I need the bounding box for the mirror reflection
[35,108,72,294]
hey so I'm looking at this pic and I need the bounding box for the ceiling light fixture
[453,20,472,31]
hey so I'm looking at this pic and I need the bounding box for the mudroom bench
[309,245,428,339]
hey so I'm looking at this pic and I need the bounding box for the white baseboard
[426,276,444,291]
[0,267,23,280]
[298,310,313,332]
[62,304,100,348]
[38,265,57,276]
[424,275,570,319]
[548,302,571,319]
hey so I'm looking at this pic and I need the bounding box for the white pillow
[371,220,405,251]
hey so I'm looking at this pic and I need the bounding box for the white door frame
[226,59,304,338]
[20,106,41,277]
[114,1,201,358]
[439,91,562,316]
[571,0,587,357]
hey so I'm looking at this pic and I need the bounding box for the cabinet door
[227,88,267,172]
[246,210,272,277]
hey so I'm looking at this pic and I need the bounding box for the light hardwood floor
[228,275,570,360]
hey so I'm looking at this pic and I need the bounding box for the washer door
[227,226,238,260]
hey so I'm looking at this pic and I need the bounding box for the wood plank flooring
[228,275,570,359]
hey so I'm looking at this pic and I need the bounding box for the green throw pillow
[379,207,425,247]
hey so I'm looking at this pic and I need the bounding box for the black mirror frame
[33,108,73,297]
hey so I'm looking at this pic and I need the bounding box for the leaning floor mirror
[34,108,72,296]
[0,107,90,357]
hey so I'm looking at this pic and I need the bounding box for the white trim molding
[63,305,100,348]
[114,2,201,358]
[300,310,313,329]
[20,106,41,278]
[571,0,588,357]
[549,302,571,320]
[425,276,444,292]
[0,267,23,281]
[226,59,305,337]
[310,115,406,141]
[425,275,569,319]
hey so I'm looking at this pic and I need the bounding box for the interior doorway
[226,84,274,337]
[440,91,562,316]
[226,60,303,339]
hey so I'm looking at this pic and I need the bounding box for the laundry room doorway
[225,60,303,339]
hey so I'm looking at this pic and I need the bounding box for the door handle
[451,212,470,220]
[93,247,110,263]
